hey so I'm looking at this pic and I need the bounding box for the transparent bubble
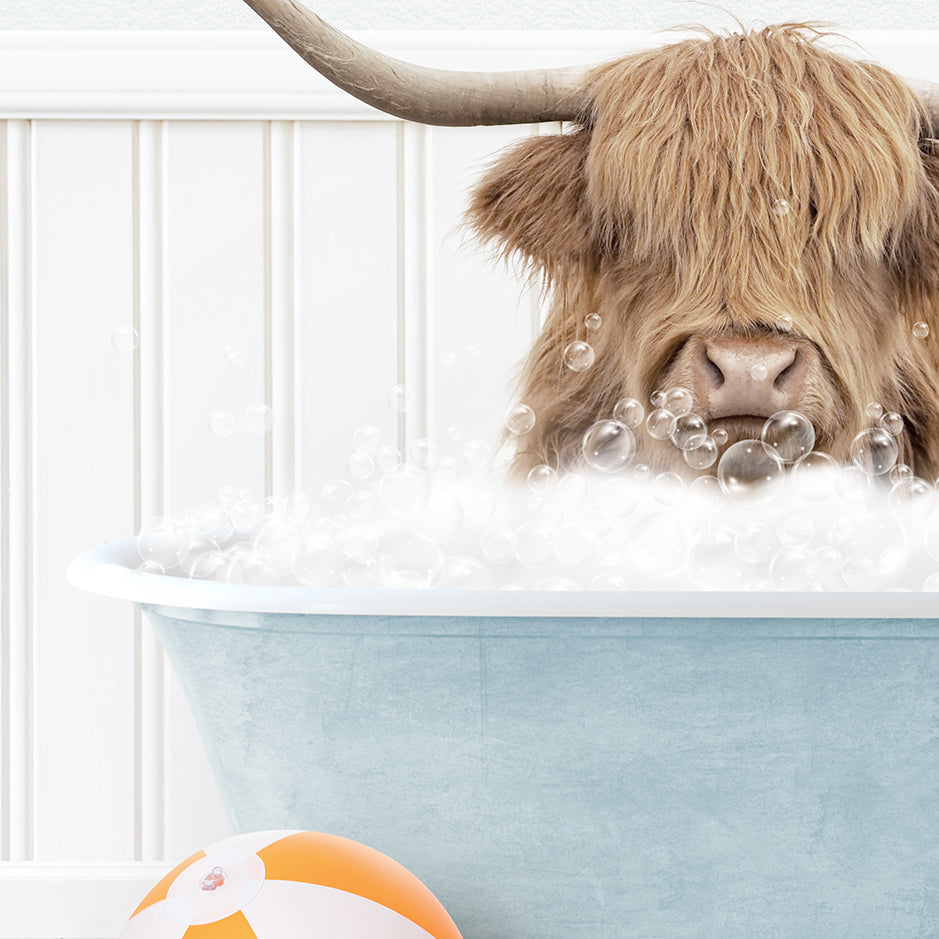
[219,544,281,586]
[505,404,536,435]
[223,344,244,368]
[347,452,375,481]
[652,472,684,506]
[438,555,495,590]
[601,476,640,517]
[837,511,907,582]
[514,521,555,567]
[771,198,791,216]
[481,525,517,563]
[408,438,437,468]
[633,463,652,482]
[880,412,904,436]
[761,410,815,463]
[461,439,491,468]
[447,426,463,442]
[377,531,445,589]
[613,397,645,429]
[711,428,729,446]
[253,519,301,576]
[749,363,768,382]
[777,511,814,547]
[432,457,460,487]
[810,545,844,589]
[527,463,558,494]
[322,479,353,511]
[339,525,379,559]
[387,384,415,413]
[136,516,187,567]
[585,313,602,331]
[440,352,458,368]
[924,572,939,591]
[378,464,431,515]
[208,409,236,439]
[137,560,166,576]
[179,533,221,577]
[558,473,589,505]
[375,444,401,471]
[650,390,666,408]
[215,484,244,512]
[866,402,884,421]
[341,556,377,588]
[687,525,756,589]
[663,387,694,417]
[775,315,793,332]
[293,528,341,587]
[890,464,913,485]
[717,439,785,505]
[352,424,382,455]
[229,498,262,534]
[111,324,139,351]
[244,404,272,435]
[563,340,595,372]
[851,427,899,476]
[671,413,707,451]
[913,321,930,339]
[684,436,719,469]
[646,408,677,440]
[467,344,484,359]
[769,546,814,589]
[734,520,778,564]
[791,450,838,499]
[582,420,635,473]
[888,476,935,520]
[345,489,377,522]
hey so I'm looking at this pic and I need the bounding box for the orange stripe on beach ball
[258,832,462,939]
[132,850,207,917]
[182,910,256,938]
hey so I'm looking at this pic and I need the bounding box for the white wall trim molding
[0,862,171,938]
[0,29,936,120]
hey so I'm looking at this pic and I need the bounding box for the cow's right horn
[242,0,591,126]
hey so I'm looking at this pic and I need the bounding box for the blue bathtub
[70,538,939,938]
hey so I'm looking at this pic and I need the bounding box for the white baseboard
[0,863,171,939]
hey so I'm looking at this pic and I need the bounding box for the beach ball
[121,829,463,939]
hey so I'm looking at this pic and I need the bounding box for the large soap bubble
[717,440,785,505]
[850,427,899,476]
[761,410,815,463]
[582,420,635,473]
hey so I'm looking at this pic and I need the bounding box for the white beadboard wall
[0,28,937,939]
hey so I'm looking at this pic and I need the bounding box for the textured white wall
[0,0,937,30]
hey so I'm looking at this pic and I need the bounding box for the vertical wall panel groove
[134,119,166,863]
[396,122,433,455]
[2,119,35,862]
[268,120,297,499]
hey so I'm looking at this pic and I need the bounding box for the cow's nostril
[774,350,799,390]
[702,346,725,389]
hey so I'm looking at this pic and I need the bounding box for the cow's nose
[696,337,805,418]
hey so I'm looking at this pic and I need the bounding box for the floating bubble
[613,397,645,429]
[717,439,785,505]
[750,363,768,382]
[347,452,375,481]
[345,488,377,521]
[761,410,815,463]
[408,438,437,468]
[244,404,272,435]
[219,544,281,586]
[913,321,930,339]
[888,476,935,520]
[136,516,187,567]
[687,525,755,589]
[791,451,838,500]
[432,457,460,486]
[208,409,236,438]
[777,511,814,547]
[585,313,602,331]
[663,387,694,417]
[481,525,517,563]
[810,545,844,589]
[651,472,684,505]
[889,463,913,485]
[684,437,719,469]
[377,531,445,589]
[467,344,484,359]
[339,524,379,559]
[447,425,463,442]
[851,427,899,476]
[378,464,431,515]
[253,519,301,576]
[527,463,558,494]
[771,198,791,216]
[650,390,666,408]
[671,413,708,451]
[866,402,884,421]
[582,420,635,473]
[375,444,401,471]
[352,424,382,455]
[768,546,814,589]
[179,533,221,577]
[461,439,491,468]
[440,352,457,368]
[775,315,793,332]
[387,384,415,412]
[711,428,729,446]
[321,479,353,511]
[646,408,677,440]
[111,324,139,351]
[880,412,904,436]
[563,340,595,372]
[734,520,777,564]
[514,521,555,567]
[505,404,536,435]
[340,555,377,587]
[223,344,244,367]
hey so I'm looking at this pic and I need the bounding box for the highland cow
[243,1,939,479]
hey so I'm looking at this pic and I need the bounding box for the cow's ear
[467,129,594,278]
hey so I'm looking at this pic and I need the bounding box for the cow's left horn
[241,0,591,125]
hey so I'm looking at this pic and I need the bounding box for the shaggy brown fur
[468,24,939,479]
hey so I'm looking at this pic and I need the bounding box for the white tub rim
[67,536,939,618]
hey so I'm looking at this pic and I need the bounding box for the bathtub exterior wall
[146,603,939,939]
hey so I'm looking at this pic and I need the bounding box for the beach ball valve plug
[121,829,463,938]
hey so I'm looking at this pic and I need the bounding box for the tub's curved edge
[68,537,939,619]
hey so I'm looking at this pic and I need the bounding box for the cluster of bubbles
[135,382,939,591]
